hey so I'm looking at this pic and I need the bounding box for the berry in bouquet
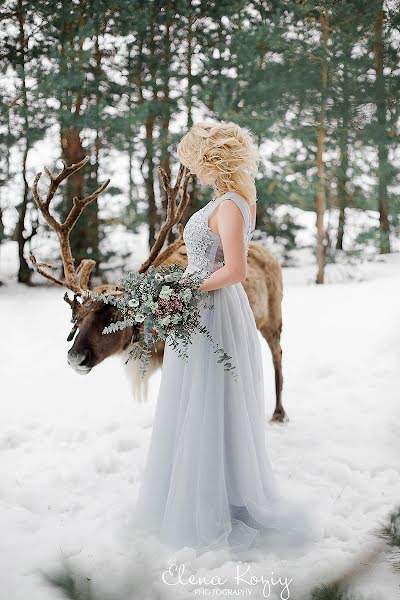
[83,264,238,382]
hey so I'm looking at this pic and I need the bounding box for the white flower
[154,273,163,281]
[159,285,173,300]
[134,313,145,322]
[128,298,139,308]
[181,288,192,303]
[165,272,181,282]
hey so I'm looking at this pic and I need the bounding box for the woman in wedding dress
[132,121,317,556]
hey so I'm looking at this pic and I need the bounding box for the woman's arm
[197,200,247,292]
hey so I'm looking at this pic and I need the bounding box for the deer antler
[30,156,110,295]
[138,164,192,273]
[31,159,191,294]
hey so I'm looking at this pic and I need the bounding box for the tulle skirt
[132,281,318,557]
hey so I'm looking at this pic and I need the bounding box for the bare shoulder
[217,196,256,219]
[210,195,256,235]
[215,198,245,223]
[217,197,243,212]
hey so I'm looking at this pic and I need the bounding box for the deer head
[30,157,192,374]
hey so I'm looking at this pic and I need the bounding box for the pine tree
[0,0,49,283]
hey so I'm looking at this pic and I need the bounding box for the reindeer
[30,157,287,422]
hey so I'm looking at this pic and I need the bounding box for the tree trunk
[186,14,194,130]
[60,125,87,263]
[373,3,391,254]
[315,11,329,284]
[336,134,349,250]
[336,64,350,251]
[16,143,31,283]
[159,17,173,245]
[15,0,31,284]
[144,117,157,248]
[127,43,136,208]
[90,28,102,278]
[59,2,98,266]
[129,37,145,213]
[144,16,158,249]
[182,13,201,219]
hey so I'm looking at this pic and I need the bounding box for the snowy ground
[1,243,400,600]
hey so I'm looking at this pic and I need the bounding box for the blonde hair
[177,120,260,204]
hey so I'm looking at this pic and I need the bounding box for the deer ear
[67,323,78,342]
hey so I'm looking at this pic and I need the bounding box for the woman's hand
[179,275,202,291]
[180,278,210,294]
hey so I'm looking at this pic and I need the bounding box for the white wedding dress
[132,192,316,556]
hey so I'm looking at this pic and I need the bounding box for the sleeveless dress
[131,192,317,556]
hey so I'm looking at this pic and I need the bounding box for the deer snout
[67,348,93,374]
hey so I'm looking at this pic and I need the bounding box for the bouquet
[83,264,238,382]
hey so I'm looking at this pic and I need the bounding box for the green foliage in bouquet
[83,264,238,382]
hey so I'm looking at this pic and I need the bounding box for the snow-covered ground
[1,241,399,600]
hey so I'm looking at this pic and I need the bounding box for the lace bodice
[182,192,255,277]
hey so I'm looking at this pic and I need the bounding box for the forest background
[0,0,399,287]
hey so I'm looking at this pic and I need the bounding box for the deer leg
[259,324,288,423]
[270,338,288,423]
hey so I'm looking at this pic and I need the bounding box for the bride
[132,120,317,556]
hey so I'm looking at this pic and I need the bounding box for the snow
[1,240,399,599]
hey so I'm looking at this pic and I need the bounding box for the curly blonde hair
[177,120,260,205]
